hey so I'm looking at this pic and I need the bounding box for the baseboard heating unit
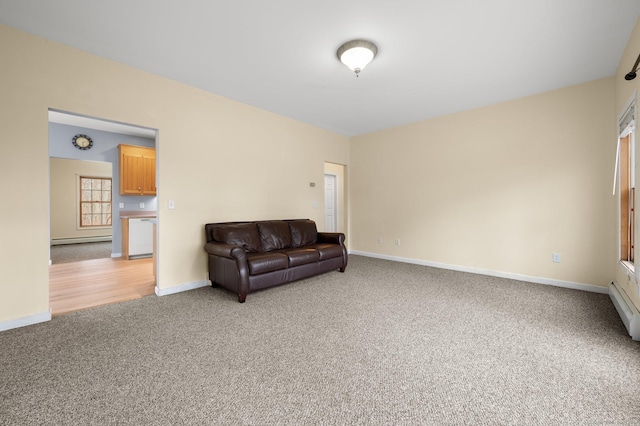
[51,236,112,245]
[609,282,640,341]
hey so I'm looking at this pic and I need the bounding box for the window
[617,99,636,268]
[80,176,112,227]
[620,132,635,264]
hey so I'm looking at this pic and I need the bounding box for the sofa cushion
[309,243,343,260]
[289,220,318,247]
[246,252,289,275]
[282,248,320,267]
[213,223,261,253]
[257,221,292,252]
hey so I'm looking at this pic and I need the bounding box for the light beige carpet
[50,242,112,264]
[2,255,639,425]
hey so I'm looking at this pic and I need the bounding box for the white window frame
[616,93,637,273]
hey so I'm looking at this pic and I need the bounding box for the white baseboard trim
[155,280,210,297]
[0,310,52,332]
[349,250,608,294]
[111,253,122,258]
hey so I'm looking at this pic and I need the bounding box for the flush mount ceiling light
[337,39,378,77]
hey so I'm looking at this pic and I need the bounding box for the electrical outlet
[395,239,400,246]
[552,253,561,263]
[119,202,124,209]
[168,199,175,209]
[139,202,145,209]
[377,237,383,244]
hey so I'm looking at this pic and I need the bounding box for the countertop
[119,211,157,219]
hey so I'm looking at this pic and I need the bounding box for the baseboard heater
[609,282,640,341]
[51,236,112,246]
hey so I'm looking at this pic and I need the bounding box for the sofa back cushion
[289,220,318,247]
[257,221,292,252]
[212,223,262,253]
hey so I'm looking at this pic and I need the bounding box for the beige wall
[0,24,349,323]
[350,78,617,287]
[614,16,640,311]
[50,158,112,241]
[3,16,637,327]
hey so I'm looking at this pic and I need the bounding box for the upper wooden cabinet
[118,144,156,196]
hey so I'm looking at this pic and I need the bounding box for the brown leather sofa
[204,219,347,302]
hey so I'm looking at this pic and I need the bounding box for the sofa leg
[339,267,346,273]
[238,293,247,303]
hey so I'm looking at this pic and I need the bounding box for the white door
[324,174,337,232]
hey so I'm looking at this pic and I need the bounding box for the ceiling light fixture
[337,39,378,77]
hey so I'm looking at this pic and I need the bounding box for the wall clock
[72,134,93,150]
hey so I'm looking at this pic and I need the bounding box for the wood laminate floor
[49,257,155,316]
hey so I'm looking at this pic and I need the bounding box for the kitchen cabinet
[118,144,156,196]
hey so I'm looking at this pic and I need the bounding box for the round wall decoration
[72,134,93,150]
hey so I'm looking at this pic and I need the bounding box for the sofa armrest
[204,242,245,259]
[205,241,250,302]
[317,232,345,246]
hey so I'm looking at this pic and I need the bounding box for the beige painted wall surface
[50,158,112,241]
[350,78,617,287]
[0,24,349,324]
[614,15,640,311]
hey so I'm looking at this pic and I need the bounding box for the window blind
[620,102,635,135]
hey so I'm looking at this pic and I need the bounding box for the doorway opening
[324,173,337,232]
[48,110,158,316]
[323,162,346,234]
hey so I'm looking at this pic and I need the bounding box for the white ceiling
[3,0,640,136]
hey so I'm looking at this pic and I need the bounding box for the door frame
[48,109,159,313]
